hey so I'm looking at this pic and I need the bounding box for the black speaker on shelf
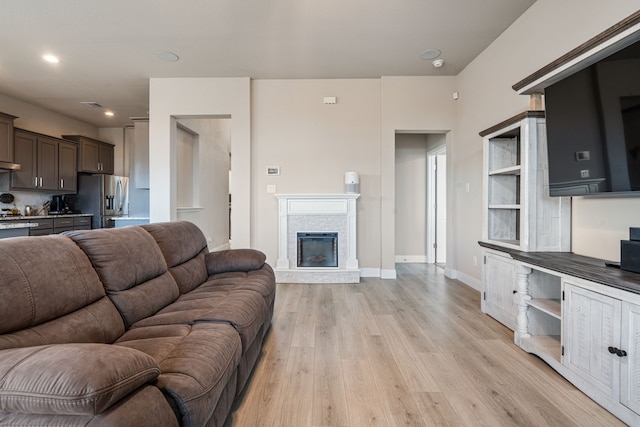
[621,227,640,274]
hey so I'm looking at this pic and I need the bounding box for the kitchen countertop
[0,213,93,221]
[0,222,38,229]
[108,216,150,220]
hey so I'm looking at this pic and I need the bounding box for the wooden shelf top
[479,241,640,295]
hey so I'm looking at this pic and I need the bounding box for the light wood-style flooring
[225,264,626,426]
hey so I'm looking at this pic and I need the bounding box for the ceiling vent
[80,101,103,108]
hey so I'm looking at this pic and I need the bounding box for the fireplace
[275,193,360,283]
[297,232,338,268]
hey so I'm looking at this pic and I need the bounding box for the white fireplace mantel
[275,193,360,283]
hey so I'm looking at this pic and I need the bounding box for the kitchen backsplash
[0,191,55,216]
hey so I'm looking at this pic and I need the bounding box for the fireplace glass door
[297,232,338,267]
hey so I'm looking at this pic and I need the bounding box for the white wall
[251,79,382,269]
[454,0,640,284]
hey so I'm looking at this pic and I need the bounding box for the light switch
[267,185,276,193]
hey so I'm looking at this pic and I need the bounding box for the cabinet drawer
[52,227,73,234]
[73,216,92,227]
[29,227,53,236]
[54,217,74,228]
[29,218,53,230]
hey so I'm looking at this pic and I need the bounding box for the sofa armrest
[205,249,266,275]
[0,343,160,416]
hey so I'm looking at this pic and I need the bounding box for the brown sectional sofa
[0,221,275,427]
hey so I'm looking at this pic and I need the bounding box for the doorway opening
[394,132,447,266]
[172,115,231,251]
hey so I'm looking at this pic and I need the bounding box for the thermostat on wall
[266,166,280,176]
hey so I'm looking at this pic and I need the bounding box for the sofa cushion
[0,235,125,348]
[0,297,124,350]
[142,222,208,269]
[133,287,269,351]
[116,323,241,427]
[0,344,160,415]
[203,264,277,315]
[142,222,209,294]
[66,227,180,328]
[206,249,266,275]
[0,386,180,427]
[0,235,106,335]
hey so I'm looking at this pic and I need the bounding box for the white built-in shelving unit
[480,111,571,252]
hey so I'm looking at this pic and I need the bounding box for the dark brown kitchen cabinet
[28,218,54,236]
[58,140,77,192]
[9,129,77,193]
[36,136,59,191]
[73,216,91,230]
[12,130,37,189]
[63,135,114,174]
[0,112,17,164]
[21,216,92,236]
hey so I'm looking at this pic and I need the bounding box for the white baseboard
[381,269,397,279]
[360,268,381,278]
[361,267,477,288]
[395,255,428,263]
[447,269,481,291]
[360,268,398,279]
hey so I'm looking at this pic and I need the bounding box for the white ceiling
[0,0,535,128]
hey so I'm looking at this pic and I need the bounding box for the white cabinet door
[482,251,517,330]
[564,283,621,399]
[621,301,640,415]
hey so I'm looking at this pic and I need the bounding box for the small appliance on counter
[49,195,70,215]
[75,175,129,228]
[621,227,640,274]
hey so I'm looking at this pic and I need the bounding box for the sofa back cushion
[66,227,180,328]
[0,235,124,349]
[142,222,209,294]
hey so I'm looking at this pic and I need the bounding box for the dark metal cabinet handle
[608,346,628,357]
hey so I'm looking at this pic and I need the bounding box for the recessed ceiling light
[104,111,115,117]
[42,54,60,63]
[420,49,441,60]
[432,59,445,68]
[157,51,179,62]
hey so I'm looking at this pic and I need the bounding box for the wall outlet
[267,185,276,193]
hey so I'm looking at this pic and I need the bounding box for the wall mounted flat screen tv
[545,39,640,197]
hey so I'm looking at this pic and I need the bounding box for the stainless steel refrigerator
[76,174,129,228]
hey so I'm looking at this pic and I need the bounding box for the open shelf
[489,204,521,210]
[521,335,561,362]
[489,165,522,176]
[527,298,561,319]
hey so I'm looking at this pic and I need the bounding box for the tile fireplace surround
[275,194,360,283]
